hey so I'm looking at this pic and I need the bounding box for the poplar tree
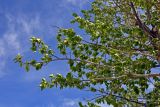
[15,0,160,106]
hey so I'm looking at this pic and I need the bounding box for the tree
[14,0,160,106]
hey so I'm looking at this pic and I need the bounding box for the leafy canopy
[15,0,160,106]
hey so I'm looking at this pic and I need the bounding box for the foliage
[14,0,160,106]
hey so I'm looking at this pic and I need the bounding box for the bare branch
[50,25,62,30]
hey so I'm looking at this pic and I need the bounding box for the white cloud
[98,103,113,107]
[0,40,5,56]
[3,32,20,51]
[61,98,113,107]
[64,99,77,106]
[2,13,41,54]
[65,0,90,7]
[34,103,56,107]
[17,15,41,34]
[47,103,56,107]
[62,98,79,107]
[0,59,6,78]
[0,13,41,78]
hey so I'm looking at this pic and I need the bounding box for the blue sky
[0,0,102,107]
[0,0,158,106]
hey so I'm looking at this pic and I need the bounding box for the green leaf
[72,13,78,17]
[35,63,43,70]
[25,62,30,72]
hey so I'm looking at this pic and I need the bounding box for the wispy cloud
[61,98,113,107]
[61,0,91,9]
[66,0,89,7]
[0,40,5,56]
[3,32,20,51]
[34,103,56,107]
[17,15,41,34]
[0,58,6,78]
[47,103,56,107]
[2,13,41,54]
[0,13,41,78]
[98,103,113,107]
[62,98,79,107]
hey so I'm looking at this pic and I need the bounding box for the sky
[0,0,158,107]
[0,0,104,107]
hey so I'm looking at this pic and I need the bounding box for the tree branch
[81,73,160,82]
[51,57,108,67]
[129,2,155,38]
[87,89,145,105]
